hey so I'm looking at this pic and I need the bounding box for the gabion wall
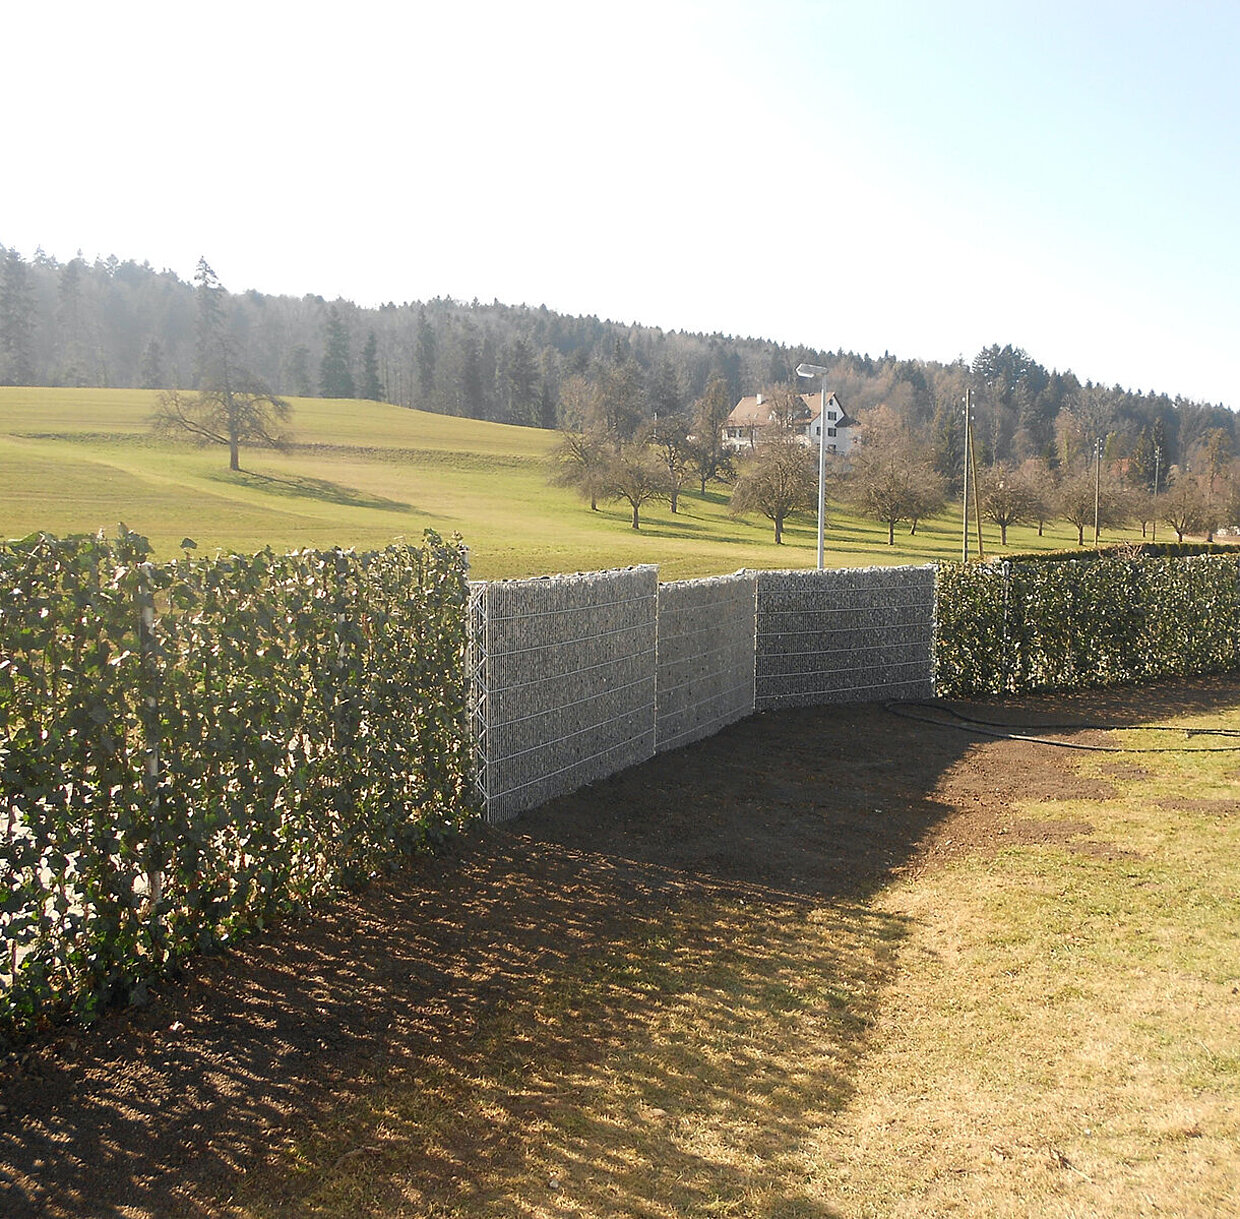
[753,566,936,709]
[655,572,756,753]
[471,567,658,822]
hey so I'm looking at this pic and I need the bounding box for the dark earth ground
[4,677,1238,1218]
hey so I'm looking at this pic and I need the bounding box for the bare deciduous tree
[602,441,668,530]
[649,413,695,513]
[978,462,1038,546]
[1056,467,1129,546]
[847,407,945,544]
[689,376,735,492]
[151,378,291,471]
[729,434,818,544]
[1159,471,1211,542]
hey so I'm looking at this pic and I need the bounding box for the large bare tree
[847,407,945,544]
[154,260,292,471]
[152,378,292,471]
[729,433,817,544]
[551,425,612,511]
[689,377,735,492]
[1056,467,1130,546]
[649,414,695,513]
[602,440,669,530]
[977,463,1038,546]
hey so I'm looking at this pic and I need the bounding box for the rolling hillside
[0,387,1120,580]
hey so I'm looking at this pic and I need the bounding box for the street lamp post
[796,362,830,569]
[962,389,973,562]
[1152,444,1162,542]
[1094,437,1103,546]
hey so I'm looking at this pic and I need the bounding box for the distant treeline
[1,241,1235,473]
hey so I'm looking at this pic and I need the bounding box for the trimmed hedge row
[1002,541,1240,564]
[1,529,474,1038]
[934,553,1240,696]
[6,534,1240,1039]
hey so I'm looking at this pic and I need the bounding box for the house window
[827,427,837,437]
[827,410,837,421]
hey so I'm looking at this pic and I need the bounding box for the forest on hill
[1,241,1235,480]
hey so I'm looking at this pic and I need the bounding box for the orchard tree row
[553,382,1240,547]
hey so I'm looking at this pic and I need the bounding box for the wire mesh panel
[655,572,756,752]
[471,566,658,822]
[754,566,936,709]
[467,580,491,813]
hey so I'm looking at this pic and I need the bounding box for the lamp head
[795,363,829,378]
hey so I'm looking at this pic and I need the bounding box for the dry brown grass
[801,720,1240,1218]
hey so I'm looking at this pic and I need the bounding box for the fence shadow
[5,678,1239,1216]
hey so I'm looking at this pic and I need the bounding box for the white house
[722,391,859,456]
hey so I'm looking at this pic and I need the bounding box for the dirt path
[4,678,1237,1217]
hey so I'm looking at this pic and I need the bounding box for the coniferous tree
[56,258,88,386]
[537,345,559,429]
[414,310,437,404]
[0,250,37,385]
[284,345,313,396]
[319,306,354,398]
[193,257,227,387]
[360,330,383,401]
[503,337,539,425]
[161,259,293,467]
[140,338,168,389]
[456,323,484,417]
[649,358,682,419]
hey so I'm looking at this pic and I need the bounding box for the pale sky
[5,0,1238,407]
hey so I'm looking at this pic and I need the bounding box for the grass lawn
[1,387,1138,580]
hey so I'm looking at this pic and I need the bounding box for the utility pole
[971,414,985,560]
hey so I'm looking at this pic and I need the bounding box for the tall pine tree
[360,330,383,401]
[0,250,37,385]
[319,306,354,398]
[193,257,227,388]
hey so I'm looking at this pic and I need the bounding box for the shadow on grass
[211,468,412,512]
[593,505,769,547]
[7,679,1239,1217]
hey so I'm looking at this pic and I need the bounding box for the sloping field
[1,387,1109,580]
[2,678,1236,1217]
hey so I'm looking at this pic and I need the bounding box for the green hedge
[1,528,475,1039]
[1001,542,1240,564]
[935,554,1240,696]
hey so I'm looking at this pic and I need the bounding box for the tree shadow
[212,468,412,512]
[593,505,769,547]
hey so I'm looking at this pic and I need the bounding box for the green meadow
[0,387,1128,581]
